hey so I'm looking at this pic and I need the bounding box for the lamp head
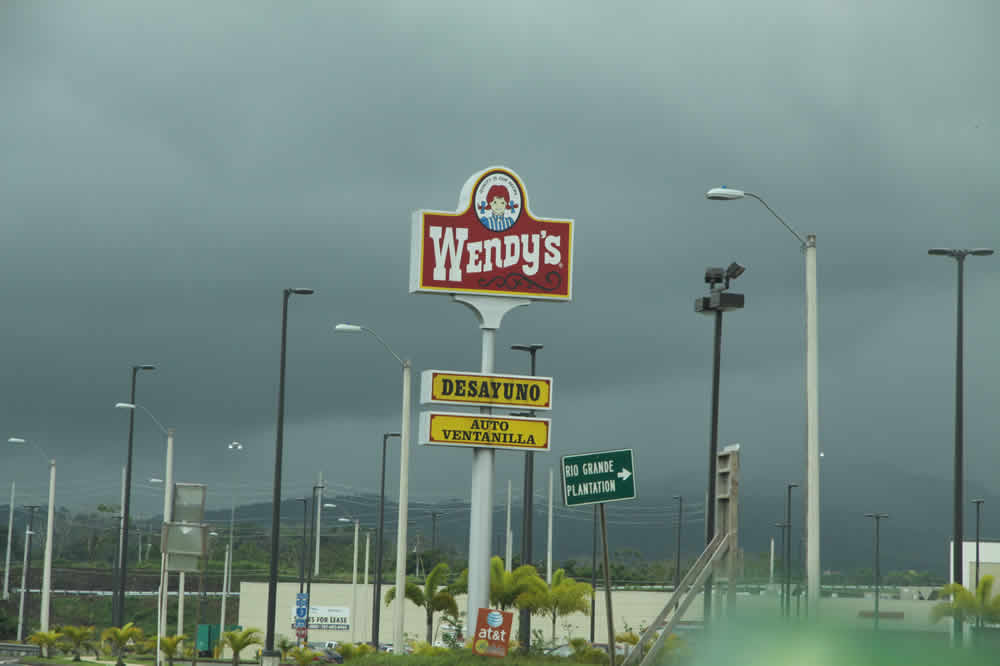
[289,288,315,295]
[706,187,745,201]
[335,323,364,333]
[970,248,995,256]
[704,267,725,287]
[135,364,156,371]
[511,344,544,352]
[725,262,746,280]
[115,402,136,410]
[323,503,337,509]
[928,248,954,257]
[338,517,351,523]
[8,437,26,444]
[150,478,163,484]
[228,441,243,450]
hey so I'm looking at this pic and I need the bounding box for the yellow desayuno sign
[420,370,553,410]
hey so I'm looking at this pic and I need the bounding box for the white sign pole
[453,295,528,630]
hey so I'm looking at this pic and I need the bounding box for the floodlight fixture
[725,262,746,280]
[704,267,725,286]
[705,187,745,200]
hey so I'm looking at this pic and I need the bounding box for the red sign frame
[410,167,574,300]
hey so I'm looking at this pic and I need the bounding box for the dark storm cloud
[1,1,998,569]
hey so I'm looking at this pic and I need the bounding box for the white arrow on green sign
[561,449,636,506]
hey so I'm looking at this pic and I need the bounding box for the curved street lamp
[706,187,820,616]
[334,323,411,654]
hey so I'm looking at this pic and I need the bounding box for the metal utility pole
[511,343,542,651]
[864,513,888,631]
[372,431,400,649]
[590,505,597,643]
[264,287,314,662]
[973,499,984,629]
[114,364,155,626]
[694,263,745,624]
[672,495,683,589]
[431,512,438,551]
[927,248,993,639]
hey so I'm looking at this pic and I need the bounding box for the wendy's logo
[475,171,522,232]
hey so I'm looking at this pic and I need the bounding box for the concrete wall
[237,582,948,648]
[949,540,1000,588]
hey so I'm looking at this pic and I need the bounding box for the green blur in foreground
[689,613,1000,666]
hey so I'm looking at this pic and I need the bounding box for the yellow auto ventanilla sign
[419,412,551,452]
[420,370,552,410]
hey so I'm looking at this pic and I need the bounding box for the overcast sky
[2,2,998,563]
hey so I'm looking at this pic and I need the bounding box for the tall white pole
[314,473,323,576]
[3,481,13,600]
[220,544,230,637]
[157,428,174,666]
[40,460,56,635]
[17,524,30,641]
[363,531,370,641]
[177,573,185,637]
[769,537,775,589]
[805,234,820,615]
[547,469,553,584]
[505,480,512,572]
[392,360,411,654]
[351,519,359,643]
[466,329,496,626]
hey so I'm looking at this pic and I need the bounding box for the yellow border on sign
[414,168,574,301]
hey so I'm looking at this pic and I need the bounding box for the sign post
[561,449,636,661]
[411,166,574,627]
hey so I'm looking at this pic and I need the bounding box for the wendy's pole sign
[410,167,573,299]
[409,166,574,636]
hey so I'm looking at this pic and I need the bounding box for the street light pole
[7,438,56,638]
[784,484,799,618]
[864,513,888,631]
[972,498,984,624]
[115,363,156,626]
[672,495,683,589]
[334,324,410,654]
[3,481,13,601]
[17,506,39,641]
[511,343,542,651]
[221,442,242,640]
[372,432,399,648]
[694,262,745,624]
[928,248,993,639]
[264,288,314,661]
[707,188,821,616]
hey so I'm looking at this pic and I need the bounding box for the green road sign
[561,449,636,506]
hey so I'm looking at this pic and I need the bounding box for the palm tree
[59,625,97,662]
[28,630,62,658]
[519,568,593,641]
[276,635,296,660]
[385,562,460,643]
[158,635,188,666]
[287,647,320,666]
[489,556,547,611]
[101,623,144,666]
[220,628,264,666]
[931,574,1000,626]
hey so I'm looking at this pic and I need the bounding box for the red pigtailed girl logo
[475,174,522,232]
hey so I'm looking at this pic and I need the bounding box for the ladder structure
[621,444,741,666]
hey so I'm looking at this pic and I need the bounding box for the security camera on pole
[410,166,573,640]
